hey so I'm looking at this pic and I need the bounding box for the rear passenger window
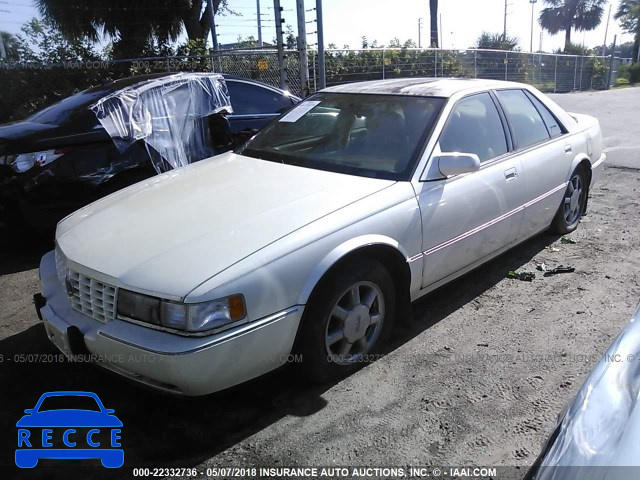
[438,93,507,163]
[496,89,550,149]
[226,80,293,115]
[525,91,563,138]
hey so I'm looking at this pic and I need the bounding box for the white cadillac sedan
[37,78,605,395]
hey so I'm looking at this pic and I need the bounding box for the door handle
[564,144,572,153]
[504,168,518,181]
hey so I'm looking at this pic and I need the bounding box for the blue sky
[1,0,635,53]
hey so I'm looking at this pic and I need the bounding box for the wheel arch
[569,154,592,214]
[293,235,414,351]
[296,235,412,307]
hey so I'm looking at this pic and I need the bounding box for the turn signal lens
[228,294,246,321]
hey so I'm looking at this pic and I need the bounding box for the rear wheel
[551,166,588,234]
[298,259,396,383]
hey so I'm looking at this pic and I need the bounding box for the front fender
[296,234,410,305]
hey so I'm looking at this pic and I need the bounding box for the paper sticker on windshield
[279,101,321,123]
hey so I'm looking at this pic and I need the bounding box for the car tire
[551,166,588,234]
[298,259,396,384]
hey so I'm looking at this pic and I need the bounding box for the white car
[36,78,605,395]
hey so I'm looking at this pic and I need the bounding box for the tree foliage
[0,31,21,61]
[476,32,520,51]
[615,0,640,61]
[35,0,229,59]
[539,0,606,52]
[16,18,102,63]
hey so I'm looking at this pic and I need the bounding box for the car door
[494,89,574,238]
[414,92,527,289]
[225,79,297,133]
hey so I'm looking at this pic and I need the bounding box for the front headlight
[6,149,65,173]
[116,289,246,334]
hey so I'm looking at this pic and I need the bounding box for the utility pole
[539,31,543,53]
[296,0,310,96]
[418,17,423,48]
[316,0,326,89]
[602,4,611,57]
[607,34,616,89]
[504,0,508,38]
[207,0,218,50]
[529,0,537,52]
[256,0,263,47]
[273,0,287,89]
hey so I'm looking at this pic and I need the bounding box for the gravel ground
[1,87,638,480]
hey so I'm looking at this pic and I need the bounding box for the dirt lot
[1,88,639,479]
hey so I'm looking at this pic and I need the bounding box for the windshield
[237,92,445,180]
[37,395,102,412]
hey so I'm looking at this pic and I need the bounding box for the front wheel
[551,166,588,234]
[298,260,396,384]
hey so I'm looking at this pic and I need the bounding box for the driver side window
[438,93,507,163]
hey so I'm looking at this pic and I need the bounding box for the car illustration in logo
[15,391,123,468]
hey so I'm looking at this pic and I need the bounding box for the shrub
[629,63,640,84]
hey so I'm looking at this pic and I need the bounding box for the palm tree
[430,0,439,48]
[615,0,640,61]
[539,0,606,52]
[35,0,227,58]
[476,32,519,51]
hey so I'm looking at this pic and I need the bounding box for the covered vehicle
[0,73,299,229]
[526,302,640,480]
[36,78,605,395]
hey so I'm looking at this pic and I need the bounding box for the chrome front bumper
[38,251,304,395]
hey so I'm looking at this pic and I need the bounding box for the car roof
[321,77,527,98]
[83,72,289,96]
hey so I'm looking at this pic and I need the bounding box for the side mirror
[437,153,481,177]
[24,409,33,414]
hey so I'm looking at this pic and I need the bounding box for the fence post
[382,48,385,80]
[295,0,310,96]
[553,55,558,93]
[573,56,578,91]
[274,0,288,90]
[311,51,317,92]
[505,52,508,81]
[579,55,584,90]
[316,0,326,89]
[434,50,437,77]
[474,50,477,78]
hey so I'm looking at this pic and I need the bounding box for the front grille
[67,271,117,323]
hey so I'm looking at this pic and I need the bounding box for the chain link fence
[312,48,626,94]
[0,47,628,124]
[0,49,301,124]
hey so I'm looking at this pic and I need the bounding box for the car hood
[16,410,123,428]
[56,152,395,299]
